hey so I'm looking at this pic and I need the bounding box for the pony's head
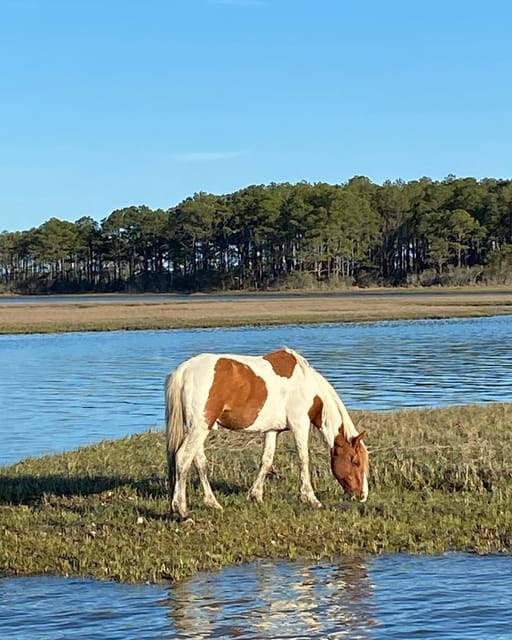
[330,429,369,502]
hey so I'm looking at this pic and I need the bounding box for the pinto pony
[165,347,369,518]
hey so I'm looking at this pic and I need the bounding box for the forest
[1,175,512,293]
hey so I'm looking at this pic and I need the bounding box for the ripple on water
[1,315,512,466]
[1,554,512,639]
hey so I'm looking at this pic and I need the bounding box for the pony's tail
[165,367,186,503]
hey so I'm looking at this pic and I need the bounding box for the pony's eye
[352,457,360,466]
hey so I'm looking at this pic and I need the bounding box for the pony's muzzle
[359,474,369,502]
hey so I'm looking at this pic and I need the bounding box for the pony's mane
[283,347,336,405]
[282,346,311,374]
[315,369,369,476]
[283,346,360,441]
[317,372,359,438]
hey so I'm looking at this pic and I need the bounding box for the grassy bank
[0,288,511,334]
[1,403,511,583]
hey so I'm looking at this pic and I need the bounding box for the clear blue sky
[1,0,511,232]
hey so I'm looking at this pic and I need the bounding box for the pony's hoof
[300,494,323,509]
[171,506,189,521]
[204,498,223,511]
[173,513,191,523]
[247,491,263,503]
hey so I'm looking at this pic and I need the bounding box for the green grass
[1,403,512,583]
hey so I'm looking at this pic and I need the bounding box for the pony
[165,347,369,519]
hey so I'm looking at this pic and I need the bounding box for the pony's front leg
[291,420,322,508]
[172,428,208,519]
[248,431,277,503]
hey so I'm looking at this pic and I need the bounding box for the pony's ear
[352,431,366,447]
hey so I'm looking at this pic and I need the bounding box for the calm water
[1,315,512,638]
[1,315,512,465]
[0,289,493,304]
[1,554,511,639]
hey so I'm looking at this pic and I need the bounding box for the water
[0,289,493,304]
[1,315,512,638]
[1,315,512,466]
[1,554,511,639]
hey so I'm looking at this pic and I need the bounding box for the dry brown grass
[1,288,512,334]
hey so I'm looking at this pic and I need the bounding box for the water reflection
[3,555,512,639]
[163,559,375,639]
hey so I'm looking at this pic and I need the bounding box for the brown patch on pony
[263,349,297,378]
[330,429,368,498]
[204,357,268,430]
[308,394,323,429]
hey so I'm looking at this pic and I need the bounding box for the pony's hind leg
[172,426,209,519]
[193,443,223,511]
[248,431,277,503]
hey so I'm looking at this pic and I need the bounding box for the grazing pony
[165,347,369,518]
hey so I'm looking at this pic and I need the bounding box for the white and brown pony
[165,347,369,519]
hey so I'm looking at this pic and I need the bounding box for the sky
[1,0,511,232]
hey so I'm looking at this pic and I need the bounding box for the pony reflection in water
[165,347,369,519]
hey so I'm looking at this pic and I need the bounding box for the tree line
[2,175,512,294]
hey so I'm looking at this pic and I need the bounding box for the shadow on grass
[0,474,247,506]
[0,474,132,505]
[207,478,247,497]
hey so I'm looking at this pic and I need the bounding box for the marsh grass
[1,403,512,583]
[1,289,512,334]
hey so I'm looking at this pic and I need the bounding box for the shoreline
[1,287,511,334]
[1,403,511,583]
